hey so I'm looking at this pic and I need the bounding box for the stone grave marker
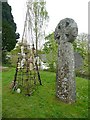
[54,18,78,103]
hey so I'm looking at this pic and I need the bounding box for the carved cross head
[54,18,78,44]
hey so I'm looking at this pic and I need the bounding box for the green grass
[2,67,88,118]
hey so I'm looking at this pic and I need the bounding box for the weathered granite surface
[54,18,78,103]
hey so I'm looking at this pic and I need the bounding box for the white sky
[8,0,89,40]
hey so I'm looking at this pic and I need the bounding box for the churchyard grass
[2,67,88,118]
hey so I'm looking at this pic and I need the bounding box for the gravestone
[74,52,83,70]
[54,18,78,103]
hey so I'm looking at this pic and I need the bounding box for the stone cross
[54,18,78,103]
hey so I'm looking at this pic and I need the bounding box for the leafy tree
[2,2,20,63]
[43,32,58,71]
[73,33,88,58]
[31,0,49,54]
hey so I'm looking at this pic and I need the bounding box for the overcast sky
[8,0,89,40]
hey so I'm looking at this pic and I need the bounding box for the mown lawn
[2,67,88,118]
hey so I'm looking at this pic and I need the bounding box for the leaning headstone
[74,52,83,70]
[54,18,78,103]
